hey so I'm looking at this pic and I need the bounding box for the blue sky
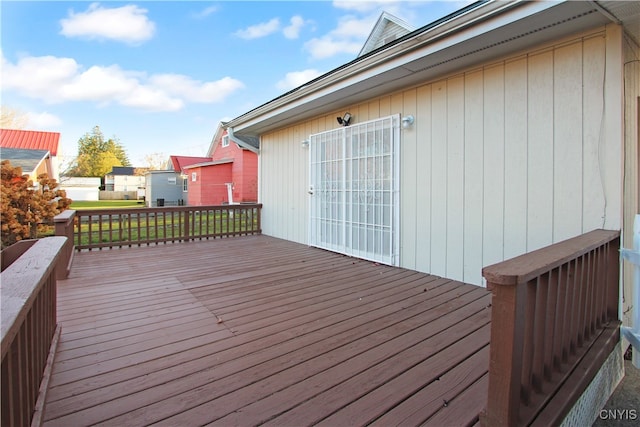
[2,0,469,167]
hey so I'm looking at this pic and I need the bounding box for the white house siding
[259,24,624,286]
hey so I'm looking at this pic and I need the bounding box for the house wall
[145,172,184,207]
[622,32,640,327]
[111,175,145,192]
[33,158,50,181]
[211,135,258,203]
[259,24,625,286]
[187,164,233,205]
[235,150,258,202]
[211,135,239,161]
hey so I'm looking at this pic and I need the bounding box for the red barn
[184,124,258,206]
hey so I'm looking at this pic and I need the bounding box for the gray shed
[144,171,186,207]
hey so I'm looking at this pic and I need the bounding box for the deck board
[43,235,490,426]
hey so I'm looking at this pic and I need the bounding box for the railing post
[480,278,527,427]
[54,210,76,279]
[256,204,262,233]
[183,209,190,242]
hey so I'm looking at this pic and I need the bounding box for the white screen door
[309,114,400,266]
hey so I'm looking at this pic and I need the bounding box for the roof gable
[169,155,213,173]
[208,123,260,157]
[0,129,60,156]
[358,12,415,57]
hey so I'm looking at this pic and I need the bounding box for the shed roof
[169,155,213,173]
[0,128,60,156]
[1,147,50,174]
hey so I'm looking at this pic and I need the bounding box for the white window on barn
[222,135,229,147]
[192,172,197,182]
[309,114,400,266]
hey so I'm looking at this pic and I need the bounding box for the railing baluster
[532,274,547,391]
[521,279,536,405]
[556,263,570,366]
[544,270,558,381]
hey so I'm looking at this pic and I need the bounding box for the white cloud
[192,5,218,19]
[234,18,281,40]
[1,53,244,112]
[304,15,376,59]
[283,16,306,39]
[150,74,245,103]
[60,3,155,44]
[276,69,323,91]
[121,85,184,112]
[26,111,63,129]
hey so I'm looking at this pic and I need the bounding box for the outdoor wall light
[301,140,309,148]
[402,115,415,128]
[337,112,352,126]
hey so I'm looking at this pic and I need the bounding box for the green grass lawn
[70,200,145,209]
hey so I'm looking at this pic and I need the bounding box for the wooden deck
[42,235,491,426]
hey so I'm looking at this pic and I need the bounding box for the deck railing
[480,229,621,427]
[1,236,66,427]
[70,203,262,251]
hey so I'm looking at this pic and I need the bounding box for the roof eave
[225,0,610,136]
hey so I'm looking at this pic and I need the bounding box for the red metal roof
[169,155,212,173]
[0,128,60,156]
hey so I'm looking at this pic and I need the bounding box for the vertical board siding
[415,85,433,273]
[259,27,620,286]
[622,32,640,327]
[430,80,449,279]
[463,70,485,284]
[482,64,506,270]
[553,41,584,242]
[527,50,555,253]
[582,35,607,232]
[603,24,623,232]
[503,57,528,260]
[402,90,418,268]
[446,76,465,280]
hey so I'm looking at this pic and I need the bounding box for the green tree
[1,160,72,249]
[68,126,131,177]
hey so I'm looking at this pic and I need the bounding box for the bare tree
[0,106,28,129]
[144,152,169,170]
